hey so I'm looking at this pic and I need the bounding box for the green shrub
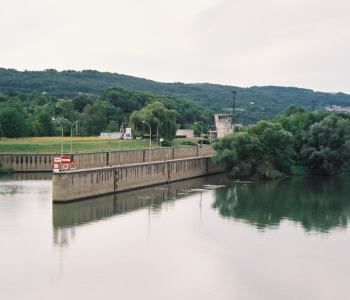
[198,139,210,145]
[161,140,172,147]
[0,164,12,174]
[181,140,197,146]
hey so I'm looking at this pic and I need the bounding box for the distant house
[176,129,194,138]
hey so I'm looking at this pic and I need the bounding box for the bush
[198,139,210,145]
[161,140,172,147]
[181,140,197,146]
[0,164,12,174]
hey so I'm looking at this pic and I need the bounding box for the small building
[176,129,194,138]
[100,132,122,139]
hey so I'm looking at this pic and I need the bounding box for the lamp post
[142,120,152,161]
[70,121,78,154]
[52,117,64,156]
[232,90,237,129]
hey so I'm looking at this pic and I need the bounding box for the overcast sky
[1,0,349,93]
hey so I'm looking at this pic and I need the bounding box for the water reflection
[52,175,228,246]
[3,172,350,299]
[0,172,52,181]
[213,176,350,233]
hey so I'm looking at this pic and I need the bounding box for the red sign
[53,156,77,173]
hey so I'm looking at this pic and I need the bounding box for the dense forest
[213,105,350,177]
[0,88,215,138]
[1,68,350,124]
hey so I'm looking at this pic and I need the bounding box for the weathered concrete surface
[0,145,215,172]
[0,154,54,172]
[52,156,223,202]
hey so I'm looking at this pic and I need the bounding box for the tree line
[213,105,350,177]
[1,68,350,125]
[0,88,215,141]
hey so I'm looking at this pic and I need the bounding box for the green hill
[1,68,349,124]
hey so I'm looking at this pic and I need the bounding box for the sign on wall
[53,156,78,173]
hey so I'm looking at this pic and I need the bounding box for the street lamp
[70,121,78,154]
[142,120,152,161]
[52,117,64,156]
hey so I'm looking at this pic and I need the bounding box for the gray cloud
[1,0,349,92]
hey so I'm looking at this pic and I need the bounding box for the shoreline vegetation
[213,105,350,179]
[0,164,12,174]
[2,68,350,125]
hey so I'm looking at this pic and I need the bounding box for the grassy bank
[0,137,203,154]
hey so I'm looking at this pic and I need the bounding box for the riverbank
[0,137,202,154]
[229,165,307,181]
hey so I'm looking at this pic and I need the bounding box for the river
[0,173,350,300]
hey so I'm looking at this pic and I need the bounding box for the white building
[100,132,122,139]
[176,129,194,138]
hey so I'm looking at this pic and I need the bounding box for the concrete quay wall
[52,156,223,202]
[0,145,215,172]
[0,154,54,172]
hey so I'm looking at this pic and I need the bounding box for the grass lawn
[0,137,203,154]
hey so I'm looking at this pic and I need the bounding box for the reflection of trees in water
[0,184,23,196]
[0,173,52,195]
[213,176,350,233]
[0,173,52,181]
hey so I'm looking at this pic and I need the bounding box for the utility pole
[312,100,316,112]
[70,121,78,154]
[232,90,237,132]
[76,120,79,136]
[142,120,152,161]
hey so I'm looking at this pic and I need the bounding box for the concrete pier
[52,156,223,202]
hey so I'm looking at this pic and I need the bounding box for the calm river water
[1,173,350,300]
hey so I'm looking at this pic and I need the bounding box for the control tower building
[214,90,240,138]
[214,114,234,138]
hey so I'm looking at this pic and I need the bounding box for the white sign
[123,128,132,139]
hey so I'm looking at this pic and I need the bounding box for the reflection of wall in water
[53,174,226,230]
[53,226,76,247]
